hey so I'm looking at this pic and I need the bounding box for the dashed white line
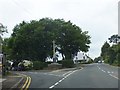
[109,74,119,79]
[49,68,83,88]
[54,82,59,86]
[62,71,72,76]
[58,80,62,83]
[111,72,114,73]
[101,70,106,73]
[97,66,101,70]
[97,66,118,80]
[49,85,55,89]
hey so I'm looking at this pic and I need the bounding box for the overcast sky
[0,0,119,59]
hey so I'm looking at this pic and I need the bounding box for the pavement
[1,71,27,90]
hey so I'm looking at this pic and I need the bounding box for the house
[73,52,90,63]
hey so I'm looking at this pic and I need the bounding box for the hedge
[61,59,74,68]
[33,61,48,70]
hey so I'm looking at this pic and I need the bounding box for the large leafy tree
[54,19,90,59]
[6,18,91,62]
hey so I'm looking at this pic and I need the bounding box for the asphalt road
[21,63,119,89]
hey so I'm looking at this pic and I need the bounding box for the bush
[61,59,74,68]
[33,61,48,70]
[18,60,33,71]
[25,63,33,70]
[57,61,62,64]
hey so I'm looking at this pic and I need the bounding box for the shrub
[26,63,33,70]
[33,61,48,70]
[61,59,74,68]
[18,60,33,71]
[57,61,62,64]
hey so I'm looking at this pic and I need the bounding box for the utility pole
[53,40,56,63]
[2,53,6,76]
[0,40,6,76]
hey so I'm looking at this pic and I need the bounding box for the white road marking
[54,82,59,86]
[101,70,106,73]
[58,79,62,83]
[49,85,55,89]
[111,72,114,73]
[62,71,72,76]
[109,74,119,80]
[107,71,110,73]
[97,66,101,70]
[49,68,83,89]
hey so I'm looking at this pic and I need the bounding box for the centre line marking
[101,70,106,73]
[109,74,119,80]
[62,71,72,76]
[49,68,83,89]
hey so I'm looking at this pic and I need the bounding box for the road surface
[21,63,119,89]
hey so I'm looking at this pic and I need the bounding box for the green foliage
[33,61,48,70]
[61,60,74,68]
[87,59,93,64]
[0,23,7,36]
[0,23,7,53]
[26,64,33,70]
[101,34,120,66]
[3,18,91,62]
[108,34,120,44]
[94,57,101,63]
[57,60,62,64]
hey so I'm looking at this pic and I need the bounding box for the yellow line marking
[25,77,31,90]
[21,77,29,90]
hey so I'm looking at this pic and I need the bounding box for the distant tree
[101,41,110,63]
[94,57,101,63]
[101,35,120,66]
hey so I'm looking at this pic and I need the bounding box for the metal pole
[53,40,56,63]
[2,54,6,76]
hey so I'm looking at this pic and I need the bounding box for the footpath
[1,71,27,90]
